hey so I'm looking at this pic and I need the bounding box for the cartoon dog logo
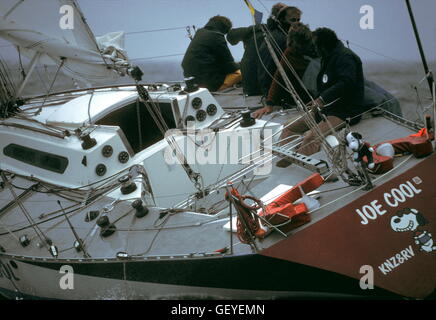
[390,208,436,253]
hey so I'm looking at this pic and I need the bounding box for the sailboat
[0,0,435,299]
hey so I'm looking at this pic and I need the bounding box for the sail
[0,0,130,85]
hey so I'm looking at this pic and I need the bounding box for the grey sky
[73,0,436,65]
[0,0,435,67]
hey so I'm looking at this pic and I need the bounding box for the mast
[405,0,434,97]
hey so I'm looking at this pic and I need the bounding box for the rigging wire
[41,167,131,192]
[35,67,49,92]
[16,46,26,80]
[0,52,18,114]
[71,1,111,71]
[248,8,317,107]
[12,113,68,134]
[253,0,406,66]
[0,133,418,249]
[0,145,412,240]
[0,180,127,236]
[0,3,430,245]
[260,34,337,165]
[0,172,51,246]
[125,26,190,35]
[130,53,185,61]
[342,39,405,65]
[33,57,66,116]
[244,2,382,183]
[135,83,205,193]
[240,98,402,167]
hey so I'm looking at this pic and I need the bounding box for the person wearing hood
[181,15,241,92]
[257,5,303,96]
[226,2,287,96]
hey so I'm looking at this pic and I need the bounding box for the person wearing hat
[227,2,287,96]
[181,15,242,92]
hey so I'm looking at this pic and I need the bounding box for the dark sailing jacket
[317,41,365,121]
[227,24,264,95]
[257,18,288,96]
[181,20,239,91]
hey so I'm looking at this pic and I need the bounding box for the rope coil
[225,186,264,244]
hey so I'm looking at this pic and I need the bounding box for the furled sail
[0,0,131,86]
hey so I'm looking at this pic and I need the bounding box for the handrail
[0,121,66,139]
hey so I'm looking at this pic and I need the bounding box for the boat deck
[0,90,424,261]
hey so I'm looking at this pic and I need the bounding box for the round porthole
[192,97,202,109]
[196,110,207,122]
[206,104,217,116]
[102,145,113,158]
[95,164,107,176]
[118,151,129,164]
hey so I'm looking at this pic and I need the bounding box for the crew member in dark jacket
[227,3,286,96]
[277,27,365,163]
[253,22,315,119]
[181,16,241,92]
[313,28,365,122]
[257,6,302,96]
